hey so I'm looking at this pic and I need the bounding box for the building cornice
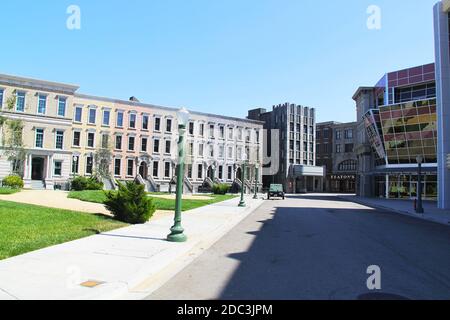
[0,73,79,95]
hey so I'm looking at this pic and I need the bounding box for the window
[209,125,215,138]
[72,156,79,174]
[0,89,4,108]
[345,143,354,153]
[218,166,223,180]
[88,108,96,124]
[338,160,357,172]
[219,126,225,139]
[165,140,171,154]
[189,122,194,135]
[344,129,353,139]
[103,110,111,126]
[141,137,148,152]
[246,130,251,142]
[209,145,214,157]
[238,128,243,140]
[127,159,134,176]
[55,131,64,150]
[198,143,204,157]
[16,91,25,112]
[227,166,233,180]
[197,164,203,179]
[336,130,342,140]
[115,135,122,150]
[256,130,260,143]
[73,131,81,147]
[166,119,172,132]
[219,145,224,158]
[200,123,205,136]
[58,97,67,117]
[142,115,149,130]
[187,164,193,178]
[114,159,121,176]
[154,139,160,153]
[129,113,137,128]
[154,117,161,131]
[336,144,342,153]
[87,132,95,148]
[116,111,124,127]
[228,128,233,140]
[153,161,159,177]
[164,162,171,178]
[35,129,44,148]
[128,136,135,151]
[102,134,109,149]
[37,94,47,114]
[54,161,62,176]
[228,146,233,159]
[74,106,83,122]
[86,156,93,174]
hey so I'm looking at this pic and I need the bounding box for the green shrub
[104,181,156,224]
[2,175,24,189]
[213,183,230,195]
[71,176,104,191]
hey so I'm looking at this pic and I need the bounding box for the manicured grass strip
[0,200,126,260]
[68,191,238,212]
[0,188,21,195]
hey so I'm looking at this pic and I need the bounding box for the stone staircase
[31,180,45,190]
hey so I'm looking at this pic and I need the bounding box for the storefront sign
[330,175,356,180]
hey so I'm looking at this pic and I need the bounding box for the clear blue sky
[0,0,438,122]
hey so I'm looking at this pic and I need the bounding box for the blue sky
[0,0,439,122]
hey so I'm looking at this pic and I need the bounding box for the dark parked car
[268,184,285,200]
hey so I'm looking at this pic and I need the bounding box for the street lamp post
[167,107,190,243]
[253,165,259,199]
[416,155,424,214]
[239,161,246,207]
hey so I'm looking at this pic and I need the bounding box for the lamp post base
[253,194,258,199]
[238,200,246,207]
[167,225,187,242]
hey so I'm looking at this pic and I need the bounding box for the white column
[47,155,53,180]
[385,175,389,199]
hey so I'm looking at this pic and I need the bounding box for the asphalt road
[147,195,450,300]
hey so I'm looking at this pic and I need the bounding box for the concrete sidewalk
[0,195,264,300]
[339,195,450,226]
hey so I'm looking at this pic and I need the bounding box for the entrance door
[139,162,148,179]
[207,166,214,180]
[236,168,242,181]
[32,157,45,181]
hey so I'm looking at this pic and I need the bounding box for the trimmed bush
[104,181,156,224]
[71,176,104,191]
[2,175,24,189]
[213,183,230,195]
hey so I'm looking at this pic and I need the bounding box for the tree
[94,134,113,179]
[0,95,26,177]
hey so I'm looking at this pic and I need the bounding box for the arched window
[338,160,357,172]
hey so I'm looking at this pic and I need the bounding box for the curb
[339,196,450,227]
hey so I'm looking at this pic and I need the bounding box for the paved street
[147,194,450,300]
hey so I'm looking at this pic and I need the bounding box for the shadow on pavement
[217,204,450,300]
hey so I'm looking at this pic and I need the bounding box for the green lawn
[68,190,238,212]
[0,200,126,260]
[0,187,21,195]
